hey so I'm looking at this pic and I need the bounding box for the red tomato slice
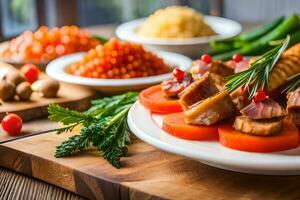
[139,85,182,114]
[162,112,219,140]
[218,120,299,152]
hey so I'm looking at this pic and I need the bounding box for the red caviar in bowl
[2,26,100,63]
[66,38,170,79]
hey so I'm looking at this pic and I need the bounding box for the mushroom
[16,82,32,100]
[31,78,60,98]
[5,71,25,85]
[0,78,16,101]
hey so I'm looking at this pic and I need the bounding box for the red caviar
[67,38,170,79]
[2,26,100,63]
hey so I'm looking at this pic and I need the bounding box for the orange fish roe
[66,38,170,79]
[2,26,100,63]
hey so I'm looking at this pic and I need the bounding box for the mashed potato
[137,6,216,38]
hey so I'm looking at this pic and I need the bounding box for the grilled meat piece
[179,72,219,110]
[269,44,300,91]
[190,60,234,80]
[241,98,286,120]
[229,87,250,110]
[287,87,300,126]
[184,90,236,125]
[209,60,234,77]
[161,73,193,98]
[233,115,282,136]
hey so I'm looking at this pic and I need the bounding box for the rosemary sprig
[283,73,300,93]
[225,35,290,99]
[48,92,138,168]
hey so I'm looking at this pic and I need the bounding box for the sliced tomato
[139,85,182,114]
[162,112,219,140]
[218,120,299,152]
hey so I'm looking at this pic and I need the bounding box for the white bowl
[116,16,242,58]
[46,52,192,94]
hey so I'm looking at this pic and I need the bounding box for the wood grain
[0,167,86,200]
[0,61,95,121]
[0,129,300,200]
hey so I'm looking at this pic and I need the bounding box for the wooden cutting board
[0,127,300,200]
[0,61,95,121]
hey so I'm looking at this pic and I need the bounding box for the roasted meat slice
[233,115,282,136]
[209,60,234,77]
[229,87,250,110]
[241,98,286,120]
[161,73,193,98]
[184,90,235,125]
[179,72,219,109]
[190,60,234,81]
[287,87,300,126]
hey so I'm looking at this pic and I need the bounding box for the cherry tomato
[21,63,39,83]
[253,89,267,103]
[201,54,212,64]
[232,54,243,62]
[1,114,23,136]
[172,67,185,82]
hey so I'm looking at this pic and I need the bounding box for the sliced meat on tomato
[162,112,219,140]
[218,120,299,152]
[139,85,182,114]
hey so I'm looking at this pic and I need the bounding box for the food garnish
[172,67,185,82]
[284,73,300,93]
[139,85,182,114]
[225,35,290,99]
[201,54,212,64]
[232,54,243,63]
[2,26,100,63]
[21,64,40,84]
[48,92,138,168]
[66,38,170,79]
[137,6,215,38]
[1,113,23,136]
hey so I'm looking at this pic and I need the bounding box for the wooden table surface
[1,25,300,200]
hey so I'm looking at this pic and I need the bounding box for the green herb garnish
[48,92,138,168]
[225,35,290,99]
[283,73,300,93]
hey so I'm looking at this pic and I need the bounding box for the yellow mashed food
[137,6,216,38]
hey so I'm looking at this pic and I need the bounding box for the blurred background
[0,0,299,40]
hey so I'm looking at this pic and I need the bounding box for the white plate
[116,16,242,58]
[128,101,300,175]
[46,52,192,94]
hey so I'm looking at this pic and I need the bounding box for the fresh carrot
[162,112,219,140]
[218,120,299,152]
[139,85,182,114]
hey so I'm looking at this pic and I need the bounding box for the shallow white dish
[46,51,192,94]
[128,101,300,175]
[116,16,242,58]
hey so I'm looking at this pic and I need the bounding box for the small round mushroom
[16,82,32,100]
[31,78,60,98]
[0,78,16,101]
[5,71,26,85]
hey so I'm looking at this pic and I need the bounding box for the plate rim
[116,16,242,45]
[45,51,192,87]
[128,101,300,175]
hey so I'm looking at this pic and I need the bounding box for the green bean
[238,16,285,42]
[213,14,300,60]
